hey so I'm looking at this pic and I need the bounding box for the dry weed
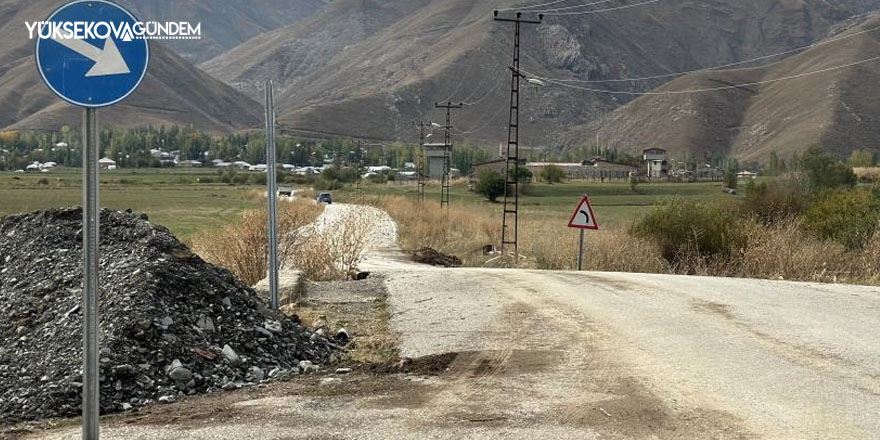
[191,200,323,285]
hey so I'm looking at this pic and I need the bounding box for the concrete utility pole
[414,120,430,202]
[265,80,279,311]
[434,102,463,208]
[494,10,542,261]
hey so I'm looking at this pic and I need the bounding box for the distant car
[317,192,332,204]
[278,186,294,198]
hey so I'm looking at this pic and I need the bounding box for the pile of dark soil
[0,208,337,423]
[409,248,462,267]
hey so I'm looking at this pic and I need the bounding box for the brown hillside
[0,0,264,133]
[202,0,878,148]
[580,14,880,162]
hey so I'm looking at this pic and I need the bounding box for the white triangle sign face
[568,196,599,230]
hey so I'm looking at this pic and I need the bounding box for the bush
[800,187,880,249]
[539,165,565,184]
[724,171,738,190]
[631,199,745,262]
[476,169,505,202]
[191,201,324,285]
[250,173,267,185]
[800,145,857,190]
[37,178,49,185]
[741,179,809,224]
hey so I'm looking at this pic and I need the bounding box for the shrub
[476,169,505,202]
[37,178,49,185]
[539,165,565,184]
[289,206,379,281]
[741,179,809,224]
[800,145,857,190]
[724,171,738,190]
[191,200,324,285]
[800,187,880,249]
[250,173,267,185]
[631,199,745,262]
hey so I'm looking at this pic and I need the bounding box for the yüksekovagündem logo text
[27,20,201,41]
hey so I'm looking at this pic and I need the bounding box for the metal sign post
[34,2,150,438]
[82,107,99,440]
[567,195,600,271]
[265,81,280,310]
[577,229,585,271]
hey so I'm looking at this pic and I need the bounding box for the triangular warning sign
[567,196,599,230]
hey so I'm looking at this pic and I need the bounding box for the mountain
[0,0,264,133]
[579,14,880,163]
[116,0,329,63]
[202,0,880,156]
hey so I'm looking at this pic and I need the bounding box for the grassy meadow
[0,168,265,239]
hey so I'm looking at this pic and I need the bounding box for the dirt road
[27,205,880,439]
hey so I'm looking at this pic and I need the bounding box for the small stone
[254,326,273,338]
[247,366,265,382]
[264,320,282,333]
[221,297,232,308]
[320,378,342,386]
[121,403,133,411]
[158,395,177,404]
[335,368,352,375]
[222,380,242,391]
[222,345,241,365]
[196,316,215,332]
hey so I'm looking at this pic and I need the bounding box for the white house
[98,157,117,170]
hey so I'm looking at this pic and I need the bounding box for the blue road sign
[35,0,149,108]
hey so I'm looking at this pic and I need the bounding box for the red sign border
[567,195,599,230]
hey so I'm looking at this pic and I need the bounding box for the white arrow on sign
[51,36,130,77]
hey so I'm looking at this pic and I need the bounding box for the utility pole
[494,10,542,261]
[414,120,430,202]
[354,139,364,199]
[265,80,279,311]
[434,102,462,208]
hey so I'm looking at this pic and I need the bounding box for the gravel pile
[0,208,338,423]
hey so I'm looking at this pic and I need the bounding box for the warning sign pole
[577,229,585,271]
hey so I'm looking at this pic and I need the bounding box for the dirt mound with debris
[409,248,461,268]
[0,208,337,424]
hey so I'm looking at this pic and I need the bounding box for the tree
[724,171,738,190]
[539,165,565,184]
[476,169,505,202]
[801,145,856,190]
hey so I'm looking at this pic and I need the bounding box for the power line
[518,55,880,95]
[541,0,666,15]
[529,0,618,13]
[464,80,505,106]
[550,25,880,83]
[496,0,572,12]
[454,104,509,135]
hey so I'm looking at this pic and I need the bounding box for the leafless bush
[191,200,323,285]
[290,207,379,281]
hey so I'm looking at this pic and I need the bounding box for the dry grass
[522,218,665,273]
[374,195,498,265]
[854,167,880,183]
[191,200,324,285]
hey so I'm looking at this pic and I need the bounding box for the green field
[1,169,731,239]
[0,169,265,238]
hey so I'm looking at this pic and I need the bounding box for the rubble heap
[0,208,337,423]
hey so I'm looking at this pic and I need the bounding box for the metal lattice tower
[494,10,542,260]
[434,102,462,208]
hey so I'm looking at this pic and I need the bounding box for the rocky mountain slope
[0,0,264,133]
[117,0,329,63]
[579,14,880,162]
[201,0,880,155]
